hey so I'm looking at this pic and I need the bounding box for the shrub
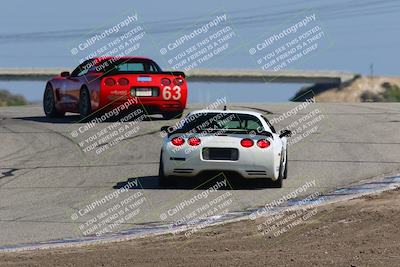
[0,89,28,106]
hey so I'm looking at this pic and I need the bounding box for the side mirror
[279,129,292,138]
[60,71,70,77]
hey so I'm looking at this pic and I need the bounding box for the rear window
[98,59,162,73]
[178,113,264,133]
[115,62,144,72]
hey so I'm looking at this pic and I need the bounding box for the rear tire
[270,153,284,188]
[158,151,177,187]
[283,150,288,179]
[162,110,183,120]
[79,87,92,121]
[43,83,65,118]
[158,152,166,179]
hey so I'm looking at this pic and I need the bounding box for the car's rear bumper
[167,164,275,180]
[162,146,280,180]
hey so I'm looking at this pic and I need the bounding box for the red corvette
[43,56,187,120]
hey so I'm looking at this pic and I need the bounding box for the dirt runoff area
[1,188,399,267]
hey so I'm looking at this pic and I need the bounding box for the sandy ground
[1,188,399,267]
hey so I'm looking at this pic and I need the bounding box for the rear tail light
[161,78,171,86]
[240,138,254,148]
[171,137,185,146]
[257,139,270,148]
[188,137,201,146]
[173,78,184,86]
[118,78,129,86]
[104,78,116,86]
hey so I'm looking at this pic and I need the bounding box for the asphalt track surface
[1,102,400,247]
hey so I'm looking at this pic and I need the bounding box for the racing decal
[162,86,181,100]
[110,90,127,95]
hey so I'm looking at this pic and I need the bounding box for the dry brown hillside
[292,76,400,102]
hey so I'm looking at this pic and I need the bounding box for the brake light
[161,78,171,86]
[171,137,184,146]
[188,137,201,146]
[257,139,270,148]
[118,78,129,86]
[104,78,116,86]
[173,78,184,86]
[240,138,254,148]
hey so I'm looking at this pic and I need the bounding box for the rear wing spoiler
[160,71,186,78]
[165,128,273,138]
[101,71,185,78]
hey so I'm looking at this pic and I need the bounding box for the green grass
[361,82,400,102]
[380,82,400,102]
[0,89,28,106]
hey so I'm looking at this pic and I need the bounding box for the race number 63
[162,86,181,100]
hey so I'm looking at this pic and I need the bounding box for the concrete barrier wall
[0,68,358,84]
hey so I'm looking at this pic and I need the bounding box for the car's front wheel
[43,83,65,118]
[79,87,92,120]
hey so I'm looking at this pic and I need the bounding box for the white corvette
[159,109,291,187]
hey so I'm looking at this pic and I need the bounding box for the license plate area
[131,87,159,97]
[202,148,239,161]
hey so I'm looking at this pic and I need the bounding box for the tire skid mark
[97,129,160,146]
[1,125,17,133]
[342,103,400,113]
[0,118,78,188]
[0,147,58,163]
[0,168,35,189]
[312,141,400,144]
[290,159,400,164]
[0,161,158,170]
[2,118,83,162]
[0,168,18,179]
[0,128,60,162]
[0,119,45,165]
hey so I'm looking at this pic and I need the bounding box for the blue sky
[0,0,399,102]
